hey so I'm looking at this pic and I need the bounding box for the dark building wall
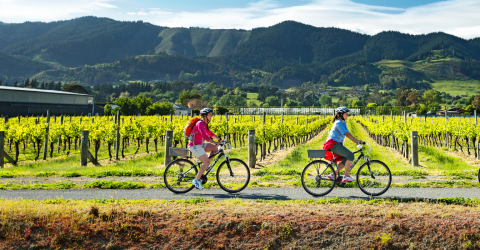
[0,102,104,117]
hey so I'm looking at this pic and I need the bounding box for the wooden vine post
[248,130,256,168]
[164,130,173,166]
[476,110,479,159]
[80,131,100,166]
[42,110,50,160]
[445,111,449,149]
[115,110,120,160]
[262,112,266,160]
[411,131,419,166]
[0,131,16,167]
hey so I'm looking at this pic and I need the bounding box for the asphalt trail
[1,188,479,201]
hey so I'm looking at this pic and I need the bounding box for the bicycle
[478,167,480,184]
[301,144,392,197]
[164,141,250,194]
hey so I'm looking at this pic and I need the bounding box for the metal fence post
[81,131,89,166]
[411,131,419,166]
[248,130,256,168]
[164,130,173,166]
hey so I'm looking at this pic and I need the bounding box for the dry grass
[1,198,480,249]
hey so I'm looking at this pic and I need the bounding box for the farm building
[173,104,192,116]
[0,86,103,116]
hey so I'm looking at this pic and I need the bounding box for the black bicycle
[301,144,392,197]
[164,141,250,194]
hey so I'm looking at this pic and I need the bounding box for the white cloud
[133,0,480,39]
[0,0,118,22]
[1,0,479,39]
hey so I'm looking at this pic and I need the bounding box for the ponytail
[331,113,343,123]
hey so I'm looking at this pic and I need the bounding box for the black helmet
[335,107,350,115]
[200,108,213,115]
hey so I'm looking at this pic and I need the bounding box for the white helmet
[335,107,350,115]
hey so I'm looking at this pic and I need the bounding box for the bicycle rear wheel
[356,160,391,196]
[301,160,336,197]
[164,159,198,193]
[216,158,250,193]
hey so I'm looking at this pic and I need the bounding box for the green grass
[348,120,417,173]
[0,141,250,178]
[246,93,258,99]
[376,60,413,68]
[0,152,166,177]
[246,92,263,106]
[430,79,480,96]
[418,145,477,173]
[353,119,477,175]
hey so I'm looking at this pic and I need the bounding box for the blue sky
[1,0,479,39]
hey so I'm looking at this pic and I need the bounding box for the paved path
[1,188,479,201]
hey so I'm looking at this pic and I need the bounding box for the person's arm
[199,122,221,145]
[338,121,363,144]
[345,132,363,144]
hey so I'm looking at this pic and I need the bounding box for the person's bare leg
[204,143,218,158]
[344,160,353,176]
[336,163,345,175]
[195,154,210,180]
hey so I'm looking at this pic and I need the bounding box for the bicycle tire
[478,168,480,184]
[356,160,391,196]
[164,159,198,194]
[301,160,336,197]
[216,158,250,193]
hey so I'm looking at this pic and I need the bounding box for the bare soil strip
[1,199,479,249]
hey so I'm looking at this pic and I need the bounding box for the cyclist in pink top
[189,108,223,189]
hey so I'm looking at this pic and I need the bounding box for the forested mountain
[1,17,480,89]
[228,21,368,72]
[364,31,480,62]
[0,52,52,80]
[1,16,250,67]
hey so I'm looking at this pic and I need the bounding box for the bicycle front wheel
[164,159,198,194]
[301,160,336,197]
[356,160,391,196]
[216,158,250,193]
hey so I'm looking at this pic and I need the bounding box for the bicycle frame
[330,148,375,179]
[183,143,232,178]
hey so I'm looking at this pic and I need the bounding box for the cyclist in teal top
[323,107,364,182]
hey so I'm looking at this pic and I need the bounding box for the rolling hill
[1,17,480,90]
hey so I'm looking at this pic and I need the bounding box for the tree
[456,102,463,109]
[114,97,137,115]
[215,106,229,115]
[145,102,174,115]
[178,90,203,106]
[465,105,475,114]
[423,90,442,105]
[472,95,480,110]
[132,95,153,115]
[104,104,112,116]
[350,99,360,108]
[62,83,88,94]
[265,96,280,106]
[416,104,427,114]
[367,103,378,108]
[319,94,332,106]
